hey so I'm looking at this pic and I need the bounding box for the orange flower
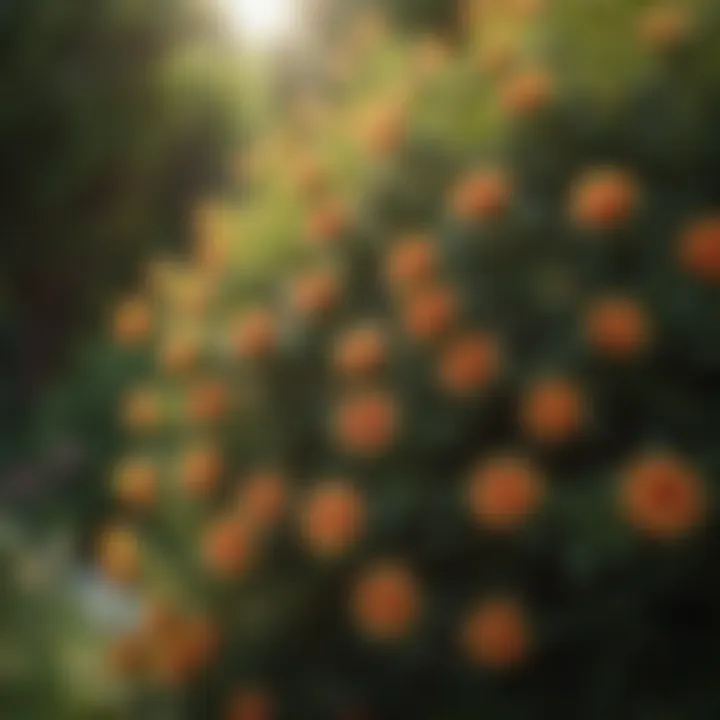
[585,296,652,360]
[300,480,366,558]
[570,168,639,230]
[237,470,288,528]
[451,168,513,223]
[332,325,387,378]
[501,68,554,116]
[233,308,278,360]
[97,525,140,584]
[438,331,502,397]
[401,284,459,343]
[460,597,532,670]
[202,516,254,578]
[181,445,223,496]
[638,4,692,53]
[334,390,400,457]
[305,200,351,247]
[618,453,706,541]
[121,387,162,433]
[158,332,199,375]
[152,615,220,686]
[385,233,438,292]
[291,268,341,318]
[112,297,152,347]
[520,377,588,444]
[678,217,720,285]
[360,103,407,157]
[152,633,196,686]
[226,688,275,720]
[107,632,148,677]
[114,458,158,511]
[467,456,544,531]
[184,614,221,669]
[187,378,230,424]
[141,598,184,640]
[351,561,421,641]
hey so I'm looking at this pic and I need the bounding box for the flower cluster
[98,2,718,717]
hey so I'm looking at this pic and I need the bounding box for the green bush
[84,3,720,718]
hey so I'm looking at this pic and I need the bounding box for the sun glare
[224,0,298,46]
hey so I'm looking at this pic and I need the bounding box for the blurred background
[2,0,720,718]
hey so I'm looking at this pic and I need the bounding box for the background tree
[0,0,247,459]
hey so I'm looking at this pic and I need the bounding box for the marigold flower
[151,634,196,686]
[332,325,387,378]
[460,597,532,670]
[226,688,275,720]
[305,200,351,246]
[678,217,720,285]
[121,387,163,433]
[585,296,652,360]
[300,480,366,558]
[351,561,421,641]
[112,297,152,347]
[141,598,184,640]
[360,103,407,157]
[467,456,544,531]
[114,458,158,511]
[438,331,502,397]
[570,168,639,230]
[385,233,438,292]
[202,516,254,578]
[401,284,459,343]
[187,378,230,424]
[185,614,221,666]
[451,168,513,222]
[158,332,200,375]
[501,68,554,116]
[334,391,400,457]
[638,4,693,53]
[181,445,223,496]
[152,614,220,685]
[520,377,588,444]
[97,525,140,584]
[237,470,288,528]
[291,268,341,318]
[232,308,278,360]
[108,633,148,677]
[618,452,706,541]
